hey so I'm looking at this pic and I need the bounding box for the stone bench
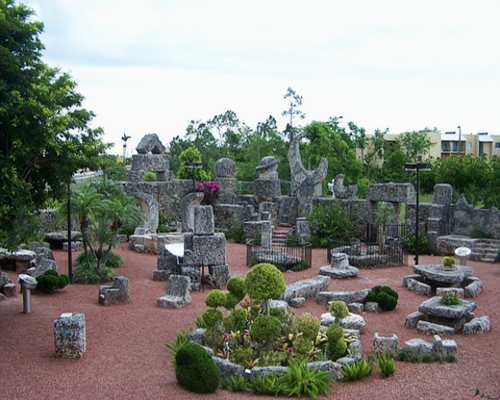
[99,276,129,306]
[157,275,191,309]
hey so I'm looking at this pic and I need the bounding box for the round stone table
[414,264,473,285]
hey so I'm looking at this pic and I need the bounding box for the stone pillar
[54,313,86,359]
[296,217,311,244]
[260,220,272,249]
[255,156,281,203]
[214,158,238,204]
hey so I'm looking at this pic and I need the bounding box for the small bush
[103,251,123,268]
[367,286,399,311]
[342,359,373,381]
[231,346,255,368]
[290,260,310,272]
[293,336,313,356]
[245,263,286,302]
[440,292,461,306]
[227,276,246,299]
[227,226,245,244]
[329,301,349,319]
[199,308,224,329]
[143,170,157,182]
[165,331,189,367]
[224,293,241,309]
[297,313,320,341]
[74,260,114,284]
[36,270,69,293]
[203,324,225,350]
[326,324,347,360]
[442,256,455,268]
[250,315,281,344]
[279,360,332,399]
[378,353,395,378]
[308,204,357,248]
[205,289,227,308]
[221,375,248,392]
[248,374,282,396]
[402,234,431,255]
[257,351,288,367]
[224,308,248,332]
[175,343,220,393]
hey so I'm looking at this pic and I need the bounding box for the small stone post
[54,312,86,358]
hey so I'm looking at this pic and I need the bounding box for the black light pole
[405,162,432,266]
[67,181,73,283]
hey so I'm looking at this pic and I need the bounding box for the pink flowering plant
[195,180,220,205]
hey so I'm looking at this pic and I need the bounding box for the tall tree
[0,1,107,247]
[282,87,305,134]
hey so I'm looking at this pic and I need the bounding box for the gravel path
[0,243,499,400]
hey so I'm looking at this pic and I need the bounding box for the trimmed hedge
[175,343,220,393]
[245,263,286,302]
[367,286,398,311]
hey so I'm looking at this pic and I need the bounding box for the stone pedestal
[54,313,86,359]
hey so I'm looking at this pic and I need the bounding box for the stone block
[214,158,236,178]
[283,275,329,301]
[406,278,432,296]
[193,206,215,235]
[405,311,425,328]
[288,297,306,308]
[436,287,464,298]
[98,276,129,306]
[364,302,381,313]
[157,275,191,309]
[348,302,364,314]
[402,274,421,288]
[191,233,226,265]
[54,313,86,359]
[464,279,483,298]
[188,328,206,344]
[373,332,398,355]
[416,320,455,336]
[212,356,245,377]
[400,338,433,355]
[316,289,369,305]
[2,283,16,297]
[463,316,491,335]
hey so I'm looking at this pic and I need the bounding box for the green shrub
[205,289,227,308]
[326,324,347,360]
[297,313,320,341]
[245,263,286,302]
[440,292,461,306]
[250,315,281,344]
[293,336,313,356]
[203,324,225,350]
[74,256,115,283]
[308,204,357,248]
[290,260,310,272]
[329,301,349,319]
[221,375,248,392]
[36,270,69,293]
[342,359,373,381]
[231,346,255,368]
[143,170,157,182]
[279,360,332,399]
[402,234,431,255]
[257,351,288,366]
[378,353,395,378]
[224,308,248,332]
[224,293,241,309]
[248,374,282,396]
[175,343,220,393]
[158,211,177,233]
[227,226,245,244]
[366,286,399,311]
[397,350,456,363]
[165,331,189,367]
[199,308,224,329]
[442,256,455,268]
[227,276,246,299]
[103,251,123,268]
[286,234,300,247]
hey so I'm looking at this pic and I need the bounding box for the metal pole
[415,167,420,266]
[22,284,32,313]
[67,182,73,283]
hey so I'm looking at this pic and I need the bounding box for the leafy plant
[366,286,399,311]
[223,308,248,332]
[175,343,220,393]
[74,257,115,284]
[290,260,310,272]
[442,256,456,268]
[221,375,248,392]
[143,170,157,182]
[308,204,357,248]
[326,324,347,361]
[165,331,189,367]
[296,313,320,341]
[250,315,281,344]
[245,263,286,303]
[35,270,69,293]
[402,233,431,255]
[378,353,396,378]
[248,374,282,395]
[158,210,177,233]
[205,289,227,308]
[226,225,245,244]
[102,251,123,268]
[440,292,461,306]
[329,301,349,319]
[279,360,332,399]
[231,346,255,368]
[226,276,246,300]
[198,309,224,329]
[342,359,373,381]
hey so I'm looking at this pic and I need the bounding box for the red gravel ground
[1,243,499,400]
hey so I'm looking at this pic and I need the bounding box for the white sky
[26,0,500,153]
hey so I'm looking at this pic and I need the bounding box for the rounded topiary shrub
[245,263,286,302]
[297,313,320,341]
[36,270,69,293]
[205,289,227,308]
[227,276,246,299]
[224,293,241,309]
[224,308,248,332]
[329,301,349,319]
[175,343,220,393]
[250,315,281,344]
[326,324,347,360]
[199,308,224,328]
[367,286,399,311]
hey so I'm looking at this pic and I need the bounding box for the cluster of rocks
[319,252,359,279]
[0,242,58,278]
[98,276,129,306]
[53,312,86,359]
[0,271,16,299]
[282,275,329,305]
[403,263,483,298]
[405,296,491,335]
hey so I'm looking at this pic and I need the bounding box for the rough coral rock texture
[53,313,86,359]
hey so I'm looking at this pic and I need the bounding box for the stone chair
[98,276,129,306]
[157,275,192,309]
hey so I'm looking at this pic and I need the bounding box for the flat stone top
[414,264,474,284]
[418,296,476,320]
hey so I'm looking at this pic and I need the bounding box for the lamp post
[405,161,432,266]
[67,181,73,283]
